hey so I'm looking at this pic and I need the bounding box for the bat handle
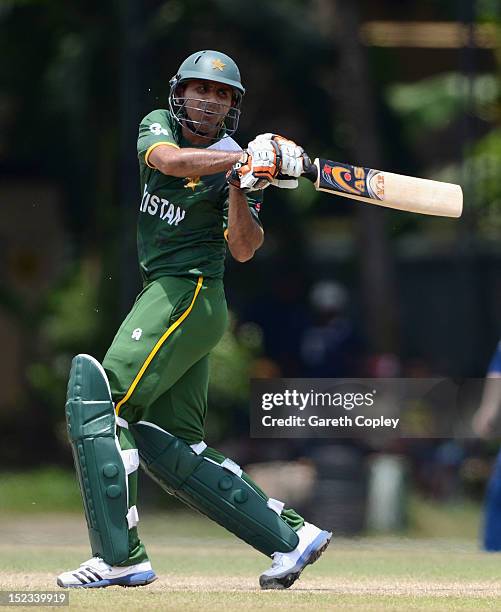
[301,153,318,183]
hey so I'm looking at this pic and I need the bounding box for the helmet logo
[211,58,226,71]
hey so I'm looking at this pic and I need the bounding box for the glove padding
[252,133,305,189]
[227,133,306,191]
[227,138,281,192]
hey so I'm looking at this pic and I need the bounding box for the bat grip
[301,153,318,183]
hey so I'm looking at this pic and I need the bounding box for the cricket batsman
[57,50,331,590]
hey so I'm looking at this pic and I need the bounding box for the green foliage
[209,317,254,404]
[477,0,501,21]
[386,67,501,241]
[469,128,501,238]
[43,263,101,349]
[387,73,500,142]
[27,260,102,412]
[207,313,264,439]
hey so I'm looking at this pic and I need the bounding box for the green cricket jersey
[136,109,263,282]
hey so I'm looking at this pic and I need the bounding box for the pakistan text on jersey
[139,185,186,226]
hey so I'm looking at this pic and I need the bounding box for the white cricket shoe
[259,521,332,589]
[57,557,157,588]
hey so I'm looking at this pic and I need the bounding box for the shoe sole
[57,570,157,589]
[259,530,332,590]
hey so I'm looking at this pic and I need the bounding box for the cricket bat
[302,157,463,218]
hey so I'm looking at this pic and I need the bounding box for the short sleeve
[137,110,180,168]
[222,187,264,240]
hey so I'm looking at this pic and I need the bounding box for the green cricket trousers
[102,275,304,564]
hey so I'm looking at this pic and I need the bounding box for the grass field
[1,509,501,611]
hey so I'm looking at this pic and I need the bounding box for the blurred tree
[312,0,400,353]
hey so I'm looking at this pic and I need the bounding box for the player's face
[182,79,233,136]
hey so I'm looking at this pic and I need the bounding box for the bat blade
[305,158,462,218]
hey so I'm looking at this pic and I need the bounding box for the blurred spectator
[300,280,363,377]
[243,268,309,376]
[431,441,465,500]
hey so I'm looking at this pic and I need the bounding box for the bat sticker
[319,161,385,201]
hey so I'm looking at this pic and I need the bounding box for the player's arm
[149,131,305,180]
[148,145,243,177]
[472,372,501,438]
[138,111,244,176]
[223,134,304,262]
[226,185,264,263]
[472,342,501,437]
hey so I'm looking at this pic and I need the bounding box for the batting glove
[251,133,305,189]
[227,139,281,192]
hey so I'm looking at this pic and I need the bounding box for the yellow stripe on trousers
[115,275,204,415]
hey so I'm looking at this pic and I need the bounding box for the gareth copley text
[262,414,400,429]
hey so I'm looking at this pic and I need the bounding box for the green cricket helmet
[168,50,245,141]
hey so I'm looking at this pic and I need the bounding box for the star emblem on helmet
[211,58,226,71]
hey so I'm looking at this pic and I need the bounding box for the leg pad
[131,421,299,557]
[66,354,130,564]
